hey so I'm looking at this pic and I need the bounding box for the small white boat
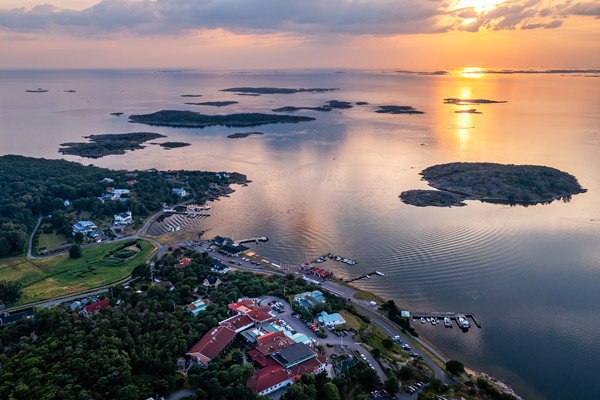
[166,227,172,232]
[204,205,211,210]
[431,319,436,325]
[365,275,371,279]
[421,317,425,324]
[444,317,451,327]
[426,317,431,322]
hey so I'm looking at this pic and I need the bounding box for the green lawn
[353,291,384,305]
[37,230,70,249]
[0,240,156,305]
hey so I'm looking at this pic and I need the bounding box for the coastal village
[0,157,519,400]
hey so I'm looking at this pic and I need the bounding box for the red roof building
[255,331,293,357]
[127,180,138,185]
[246,306,275,325]
[186,326,236,368]
[228,299,256,313]
[246,365,293,396]
[176,258,193,269]
[287,353,327,379]
[219,314,254,333]
[81,299,110,318]
[247,349,278,368]
[308,267,330,278]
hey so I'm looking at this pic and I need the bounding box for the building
[294,290,326,309]
[246,365,293,396]
[317,311,346,327]
[0,310,35,326]
[271,342,318,369]
[72,220,97,235]
[114,211,133,225]
[102,177,114,183]
[187,299,210,316]
[211,260,231,273]
[172,188,187,197]
[203,274,223,288]
[113,189,130,195]
[127,180,138,185]
[186,326,237,368]
[176,258,193,269]
[81,299,110,318]
[219,314,254,333]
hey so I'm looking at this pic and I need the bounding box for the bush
[69,244,82,258]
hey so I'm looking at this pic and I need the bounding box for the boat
[444,317,451,327]
[365,275,371,279]
[457,316,470,329]
[204,205,211,210]
[166,227,172,232]
[421,317,425,324]
[375,271,384,276]
[431,318,436,325]
[426,317,431,322]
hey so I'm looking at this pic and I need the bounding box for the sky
[0,0,599,69]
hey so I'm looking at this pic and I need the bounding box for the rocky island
[273,100,353,112]
[129,110,315,128]
[376,105,424,114]
[180,94,202,97]
[400,162,586,206]
[221,87,338,94]
[227,132,264,139]
[153,141,191,149]
[59,132,166,158]
[455,109,482,114]
[184,101,238,107]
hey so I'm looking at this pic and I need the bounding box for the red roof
[219,314,254,332]
[106,187,115,193]
[246,365,292,394]
[246,307,275,324]
[186,326,236,364]
[247,349,278,368]
[288,353,326,379]
[179,258,192,266]
[255,331,293,356]
[127,180,138,184]
[84,299,110,315]
[228,299,255,311]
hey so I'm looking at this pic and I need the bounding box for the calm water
[1,69,599,399]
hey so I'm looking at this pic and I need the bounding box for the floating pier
[345,270,383,283]
[410,311,482,329]
[234,237,269,245]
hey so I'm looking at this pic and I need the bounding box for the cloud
[0,0,597,38]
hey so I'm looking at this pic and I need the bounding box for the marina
[410,312,482,329]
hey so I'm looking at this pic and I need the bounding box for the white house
[172,188,187,197]
[317,311,346,327]
[114,211,133,225]
[73,221,97,234]
[113,189,130,195]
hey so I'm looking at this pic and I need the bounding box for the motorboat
[421,317,425,324]
[444,317,451,327]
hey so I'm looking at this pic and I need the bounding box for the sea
[0,69,599,399]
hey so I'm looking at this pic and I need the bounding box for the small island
[273,100,353,113]
[356,101,369,105]
[110,112,124,116]
[400,162,586,206]
[152,141,191,149]
[129,110,315,128]
[221,87,338,94]
[26,88,48,93]
[455,109,482,114]
[235,93,261,96]
[376,105,424,114]
[184,101,238,107]
[180,94,202,97]
[400,190,466,207]
[59,132,166,158]
[444,98,507,105]
[227,132,264,139]
[64,90,77,93]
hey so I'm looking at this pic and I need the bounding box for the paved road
[259,296,388,382]
[27,214,43,258]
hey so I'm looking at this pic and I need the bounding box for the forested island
[455,109,482,114]
[273,100,353,112]
[129,110,315,128]
[221,87,338,94]
[59,132,166,158]
[443,98,507,105]
[400,162,585,206]
[184,101,238,107]
[376,106,424,114]
[153,141,191,149]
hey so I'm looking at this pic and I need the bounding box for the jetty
[345,271,384,283]
[234,237,269,245]
[410,312,481,329]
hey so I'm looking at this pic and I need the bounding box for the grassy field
[37,229,70,249]
[0,240,156,305]
[353,291,384,305]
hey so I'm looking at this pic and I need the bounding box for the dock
[410,312,481,329]
[345,271,382,283]
[234,237,269,245]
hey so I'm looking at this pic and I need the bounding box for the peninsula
[152,141,191,149]
[129,110,315,128]
[59,132,166,158]
[273,100,353,112]
[221,87,339,94]
[400,162,585,206]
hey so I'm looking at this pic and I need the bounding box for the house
[246,365,293,396]
[81,299,110,318]
[163,207,176,213]
[64,199,71,206]
[0,310,35,326]
[271,343,318,369]
[172,188,187,197]
[114,211,133,225]
[106,187,115,193]
[254,331,294,357]
[187,299,210,316]
[113,189,130,195]
[228,299,256,314]
[186,326,237,368]
[211,260,231,273]
[102,178,114,182]
[176,258,193,269]
[219,243,249,256]
[287,352,327,378]
[73,220,97,235]
[127,180,138,185]
[308,266,331,278]
[203,274,223,288]
[209,182,219,189]
[294,290,326,309]
[154,280,174,291]
[317,311,346,327]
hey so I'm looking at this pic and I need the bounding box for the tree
[0,280,22,305]
[69,244,82,258]
[384,376,399,395]
[74,232,84,243]
[398,365,415,381]
[371,348,382,359]
[445,360,465,376]
[132,264,150,280]
[320,382,340,400]
[382,338,394,349]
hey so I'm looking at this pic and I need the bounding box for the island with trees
[376,105,425,114]
[59,132,167,158]
[443,98,507,105]
[221,87,339,94]
[152,141,191,149]
[227,132,264,139]
[273,100,353,113]
[400,162,585,206]
[184,101,239,107]
[129,110,315,128]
